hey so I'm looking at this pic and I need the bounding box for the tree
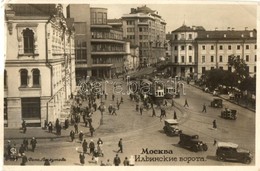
[228,55,249,81]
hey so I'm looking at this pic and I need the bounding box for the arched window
[23,28,34,53]
[20,69,28,87]
[32,69,40,86]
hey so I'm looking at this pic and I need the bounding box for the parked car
[211,98,223,108]
[216,142,252,164]
[178,133,208,152]
[221,108,237,120]
[163,119,182,136]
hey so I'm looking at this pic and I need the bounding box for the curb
[189,83,255,112]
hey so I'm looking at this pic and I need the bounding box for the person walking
[121,96,124,103]
[113,154,121,166]
[82,139,88,154]
[89,140,95,155]
[74,123,79,134]
[112,93,115,101]
[184,98,189,107]
[93,148,99,164]
[117,138,123,153]
[20,153,28,166]
[111,106,117,116]
[139,105,143,115]
[136,103,139,112]
[90,126,95,137]
[19,144,25,156]
[30,137,37,152]
[213,120,217,129]
[70,130,75,142]
[48,122,53,133]
[202,103,207,113]
[173,110,177,120]
[152,107,156,117]
[79,131,84,142]
[79,152,85,165]
[21,120,27,134]
[108,104,113,114]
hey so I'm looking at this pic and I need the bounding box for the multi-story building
[67,6,128,80]
[196,29,257,78]
[4,4,76,127]
[170,24,256,78]
[170,25,205,77]
[122,5,167,66]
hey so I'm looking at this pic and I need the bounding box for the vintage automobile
[163,119,182,136]
[221,108,237,120]
[216,142,252,164]
[178,133,208,152]
[210,98,223,108]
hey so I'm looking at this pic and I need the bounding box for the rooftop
[196,30,257,40]
[172,24,206,33]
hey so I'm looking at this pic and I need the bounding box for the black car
[210,98,223,108]
[163,119,182,136]
[216,142,252,164]
[178,133,208,152]
[221,109,237,120]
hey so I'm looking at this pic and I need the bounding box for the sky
[90,3,257,33]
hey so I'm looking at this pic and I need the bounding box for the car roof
[165,119,178,124]
[217,142,238,148]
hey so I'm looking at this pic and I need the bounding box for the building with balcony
[170,24,256,78]
[4,4,76,127]
[67,6,128,80]
[122,5,167,66]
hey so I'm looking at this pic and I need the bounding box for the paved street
[4,79,255,166]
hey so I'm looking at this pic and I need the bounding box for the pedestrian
[112,93,115,101]
[79,131,84,142]
[152,107,156,117]
[19,144,25,156]
[90,126,95,137]
[48,122,53,133]
[129,155,135,166]
[74,123,78,134]
[213,120,217,129]
[21,120,27,134]
[56,123,61,135]
[105,93,107,100]
[97,138,103,146]
[136,103,139,112]
[55,118,59,131]
[202,103,207,113]
[111,106,117,115]
[173,110,177,120]
[30,137,37,152]
[171,99,175,107]
[121,96,124,103]
[184,98,189,107]
[117,138,123,153]
[64,118,69,129]
[82,139,88,154]
[213,139,217,146]
[44,159,50,165]
[123,157,129,166]
[93,148,99,164]
[164,100,168,106]
[139,105,143,115]
[113,154,121,166]
[23,138,28,151]
[44,120,48,130]
[117,99,120,110]
[6,140,12,160]
[70,130,75,142]
[20,153,28,166]
[108,104,113,114]
[89,139,95,155]
[79,152,85,165]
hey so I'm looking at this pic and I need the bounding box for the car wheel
[217,155,225,161]
[243,157,251,164]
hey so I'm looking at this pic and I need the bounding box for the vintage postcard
[1,0,259,170]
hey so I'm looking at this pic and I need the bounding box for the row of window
[201,55,257,63]
[201,66,256,73]
[174,45,193,51]
[91,31,123,40]
[174,33,193,40]
[91,44,124,52]
[174,56,193,63]
[201,44,256,50]
[91,12,107,25]
[92,56,123,64]
[4,69,40,87]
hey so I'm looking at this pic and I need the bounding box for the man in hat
[30,137,37,152]
[70,130,75,142]
[79,131,84,142]
[113,154,121,166]
[117,138,123,153]
[82,139,88,154]
[89,139,95,155]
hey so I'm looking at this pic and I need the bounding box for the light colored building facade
[4,4,76,127]
[122,5,166,66]
[170,25,256,78]
[196,30,257,78]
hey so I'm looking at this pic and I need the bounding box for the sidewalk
[189,82,255,112]
[4,105,102,141]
